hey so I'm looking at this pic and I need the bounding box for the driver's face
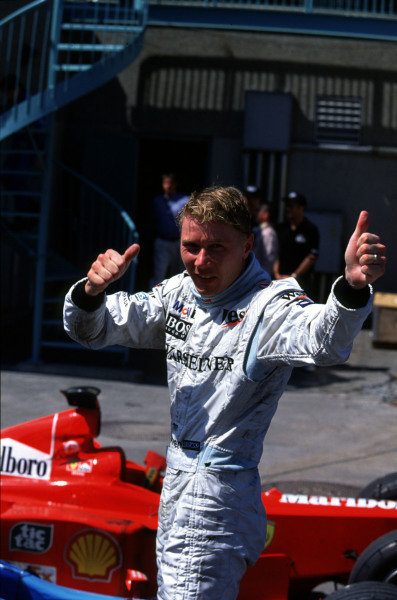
[180,216,254,297]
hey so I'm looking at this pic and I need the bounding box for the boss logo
[181,440,200,451]
[221,309,246,328]
[165,314,192,340]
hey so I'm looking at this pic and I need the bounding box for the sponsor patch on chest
[221,308,246,328]
[165,314,192,340]
[165,343,234,372]
[171,299,196,320]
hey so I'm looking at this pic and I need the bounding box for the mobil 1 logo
[165,314,192,341]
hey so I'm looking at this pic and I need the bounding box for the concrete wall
[116,27,396,291]
[288,147,397,291]
[119,27,397,109]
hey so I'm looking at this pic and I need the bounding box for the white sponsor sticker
[10,523,53,553]
[10,561,57,583]
[1,438,52,480]
[280,493,397,510]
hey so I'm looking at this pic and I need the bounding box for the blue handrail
[0,0,148,140]
[146,0,396,40]
[147,0,395,14]
[53,158,139,235]
[52,159,139,268]
[1,126,139,361]
[34,156,139,361]
[0,0,47,25]
[36,155,138,361]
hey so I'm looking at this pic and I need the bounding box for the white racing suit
[64,255,372,600]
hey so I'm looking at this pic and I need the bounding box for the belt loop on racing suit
[166,440,201,472]
[198,445,257,470]
[167,439,257,472]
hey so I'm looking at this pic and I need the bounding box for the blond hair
[177,186,251,237]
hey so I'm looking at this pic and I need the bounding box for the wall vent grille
[315,96,362,145]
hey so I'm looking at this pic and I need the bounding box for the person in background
[252,202,278,276]
[243,186,261,227]
[151,172,188,285]
[274,191,319,294]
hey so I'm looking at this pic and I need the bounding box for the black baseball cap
[283,191,307,207]
[244,185,261,198]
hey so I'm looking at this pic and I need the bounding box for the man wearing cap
[243,186,261,225]
[274,191,319,294]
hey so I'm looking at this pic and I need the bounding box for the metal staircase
[0,0,148,139]
[0,0,145,362]
[1,123,139,363]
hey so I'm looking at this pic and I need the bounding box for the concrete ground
[1,329,396,497]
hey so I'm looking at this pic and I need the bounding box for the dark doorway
[134,137,209,290]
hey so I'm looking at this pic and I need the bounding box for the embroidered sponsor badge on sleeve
[281,291,314,308]
[134,292,148,302]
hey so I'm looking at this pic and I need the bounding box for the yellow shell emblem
[65,530,121,581]
[264,520,276,549]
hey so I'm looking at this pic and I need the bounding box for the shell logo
[65,529,122,582]
[264,520,276,549]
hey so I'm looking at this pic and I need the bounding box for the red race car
[1,387,396,600]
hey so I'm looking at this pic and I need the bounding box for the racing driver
[64,186,386,600]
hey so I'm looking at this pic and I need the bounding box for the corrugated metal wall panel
[138,61,396,143]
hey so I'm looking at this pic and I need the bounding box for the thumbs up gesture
[85,244,140,296]
[345,211,386,289]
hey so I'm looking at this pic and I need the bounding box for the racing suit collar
[190,252,271,308]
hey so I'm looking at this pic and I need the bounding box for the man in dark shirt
[151,172,188,285]
[274,191,319,294]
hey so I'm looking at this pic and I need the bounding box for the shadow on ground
[2,348,168,386]
[262,480,362,497]
[287,363,389,389]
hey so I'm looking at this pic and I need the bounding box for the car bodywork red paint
[1,396,396,599]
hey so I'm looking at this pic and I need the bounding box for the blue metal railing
[147,0,396,40]
[0,0,144,362]
[148,0,396,16]
[1,123,139,361]
[37,157,139,358]
[0,0,148,140]
[52,158,139,283]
